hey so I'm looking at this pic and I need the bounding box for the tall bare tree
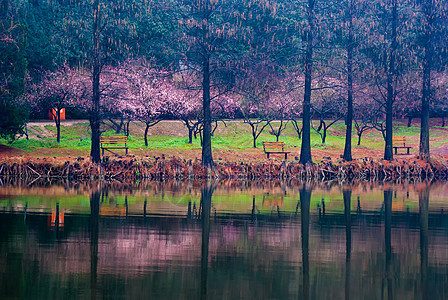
[300,0,317,164]
[419,0,434,161]
[176,0,277,167]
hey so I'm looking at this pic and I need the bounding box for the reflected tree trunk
[144,196,147,219]
[125,195,128,217]
[55,202,60,229]
[252,195,256,220]
[201,182,214,300]
[384,189,393,300]
[24,202,27,223]
[54,202,61,240]
[90,190,100,300]
[187,201,192,219]
[419,185,430,299]
[300,185,312,300]
[343,189,352,300]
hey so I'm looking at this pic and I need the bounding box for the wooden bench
[392,136,412,155]
[100,136,128,156]
[262,141,291,159]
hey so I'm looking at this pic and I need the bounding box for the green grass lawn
[1,119,446,156]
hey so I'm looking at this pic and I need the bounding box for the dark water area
[1,180,448,299]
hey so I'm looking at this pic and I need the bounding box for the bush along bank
[1,156,448,181]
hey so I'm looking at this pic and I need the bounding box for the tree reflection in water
[419,183,430,300]
[200,181,216,300]
[343,188,352,300]
[384,189,393,300]
[90,188,100,300]
[300,184,312,300]
[1,180,448,299]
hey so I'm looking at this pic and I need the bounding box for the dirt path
[26,120,90,139]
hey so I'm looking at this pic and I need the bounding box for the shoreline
[1,155,447,181]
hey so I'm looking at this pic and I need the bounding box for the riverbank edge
[1,155,447,181]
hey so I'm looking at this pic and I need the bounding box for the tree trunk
[115,117,124,134]
[251,124,257,148]
[144,123,150,147]
[357,133,362,146]
[322,123,327,144]
[201,56,213,167]
[291,119,302,139]
[384,0,397,161]
[343,2,354,161]
[182,119,194,144]
[188,127,193,144]
[299,0,315,165]
[407,116,413,127]
[90,0,101,163]
[384,96,393,161]
[25,123,29,140]
[419,0,432,161]
[56,108,61,143]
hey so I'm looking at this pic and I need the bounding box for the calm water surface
[1,180,448,299]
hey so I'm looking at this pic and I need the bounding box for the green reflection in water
[0,180,447,299]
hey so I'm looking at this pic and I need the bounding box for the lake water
[1,180,447,299]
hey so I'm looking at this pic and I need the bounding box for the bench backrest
[263,141,285,152]
[100,136,128,145]
[392,136,406,145]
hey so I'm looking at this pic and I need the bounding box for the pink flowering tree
[432,73,448,126]
[117,61,176,146]
[187,93,240,144]
[237,75,274,148]
[170,71,240,145]
[240,97,272,148]
[168,74,203,143]
[26,65,89,142]
[101,69,131,135]
[353,99,378,146]
[267,86,299,142]
[183,93,240,146]
[310,90,345,144]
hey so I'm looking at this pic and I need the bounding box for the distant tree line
[1,0,447,165]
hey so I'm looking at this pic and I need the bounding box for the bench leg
[267,153,270,159]
[126,148,128,155]
[407,148,410,155]
[394,148,397,155]
[102,148,104,156]
[285,153,287,160]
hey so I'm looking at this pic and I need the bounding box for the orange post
[49,108,66,120]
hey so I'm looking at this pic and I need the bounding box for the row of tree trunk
[1,157,445,181]
[86,0,434,166]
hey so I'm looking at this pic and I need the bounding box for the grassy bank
[1,119,448,161]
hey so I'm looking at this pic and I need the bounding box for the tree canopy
[3,0,448,162]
